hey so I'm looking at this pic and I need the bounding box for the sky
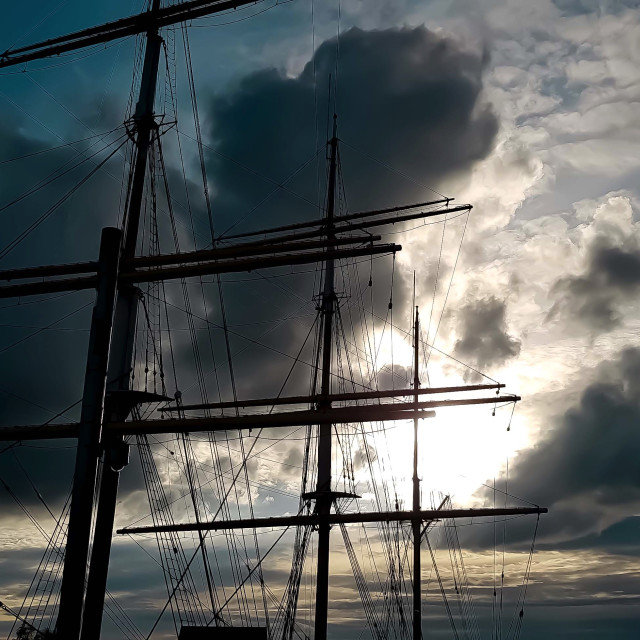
[1,0,640,638]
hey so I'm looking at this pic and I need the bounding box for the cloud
[196,24,500,400]
[548,193,640,334]
[476,346,640,545]
[551,243,640,332]
[453,296,521,379]
[0,109,127,510]
[540,515,640,554]
[206,25,498,232]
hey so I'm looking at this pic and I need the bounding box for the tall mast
[54,228,121,640]
[58,2,163,638]
[314,113,339,640]
[82,2,164,638]
[412,307,421,640]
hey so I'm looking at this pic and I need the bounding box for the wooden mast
[412,307,422,640]
[314,113,339,640]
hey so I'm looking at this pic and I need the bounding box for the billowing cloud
[476,347,640,545]
[548,193,640,334]
[453,296,521,379]
[551,243,640,333]
[206,25,498,233]
[197,25,500,399]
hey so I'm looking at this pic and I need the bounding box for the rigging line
[150,447,301,499]
[0,89,69,143]
[209,516,300,622]
[152,436,282,614]
[499,455,509,640]
[450,514,482,640]
[123,425,307,530]
[311,0,321,223]
[5,0,69,51]
[332,0,342,116]
[183,14,273,608]
[181,25,215,242]
[216,147,325,240]
[0,323,90,331]
[0,138,128,260]
[0,395,82,460]
[0,442,21,455]
[425,533,460,640]
[425,207,471,370]
[5,472,143,640]
[377,209,469,237]
[180,435,219,617]
[143,426,275,638]
[26,73,103,136]
[0,291,76,310]
[363,287,500,383]
[427,208,447,351]
[165,65,226,410]
[457,473,538,509]
[507,514,539,640]
[188,0,281,27]
[0,39,127,77]
[0,476,49,540]
[0,129,127,216]
[3,492,71,640]
[11,450,56,520]
[339,138,447,199]
[138,434,209,629]
[146,292,378,391]
[0,300,92,356]
[0,385,79,423]
[155,136,212,416]
[0,126,124,165]
[421,339,498,384]
[177,130,323,214]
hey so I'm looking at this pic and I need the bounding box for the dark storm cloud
[471,347,640,547]
[0,107,126,509]
[200,25,499,398]
[550,243,640,334]
[453,296,520,380]
[206,25,498,232]
[520,348,640,503]
[539,516,640,555]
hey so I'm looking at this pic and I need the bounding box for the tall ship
[0,2,546,639]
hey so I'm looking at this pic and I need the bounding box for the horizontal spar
[128,235,381,269]
[0,406,437,442]
[0,236,380,281]
[229,204,472,247]
[0,394,519,441]
[0,0,263,68]
[0,243,400,299]
[118,506,548,535]
[224,198,454,241]
[160,383,507,412]
[121,245,399,283]
[0,261,98,281]
[0,274,99,299]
